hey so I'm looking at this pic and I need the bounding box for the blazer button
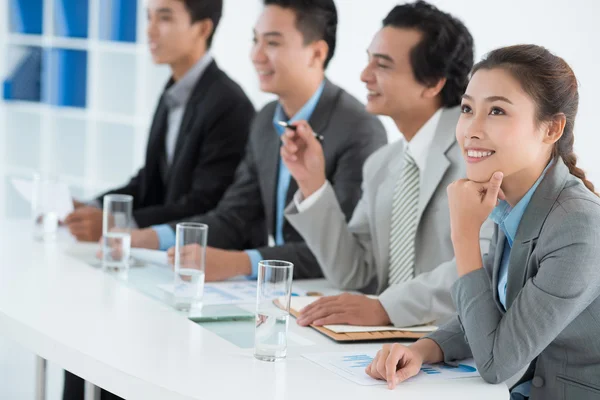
[532,376,544,388]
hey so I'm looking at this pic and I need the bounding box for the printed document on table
[302,351,479,386]
[158,281,307,306]
[130,248,169,267]
[11,178,73,220]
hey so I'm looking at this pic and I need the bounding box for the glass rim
[104,194,133,202]
[176,222,208,231]
[258,260,294,269]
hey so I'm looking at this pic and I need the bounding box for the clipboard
[289,297,435,342]
[189,305,254,323]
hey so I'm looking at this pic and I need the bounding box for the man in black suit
[62,0,254,399]
[64,0,255,243]
[131,0,388,281]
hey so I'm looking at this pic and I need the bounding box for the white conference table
[0,220,509,400]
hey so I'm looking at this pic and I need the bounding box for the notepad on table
[290,296,437,341]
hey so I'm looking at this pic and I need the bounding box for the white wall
[210,0,600,184]
[3,0,598,198]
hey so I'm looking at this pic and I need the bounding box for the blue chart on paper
[422,363,477,375]
[302,352,480,386]
[342,354,374,368]
[201,282,259,305]
[160,281,260,305]
[337,354,478,376]
[440,364,477,373]
[421,366,442,375]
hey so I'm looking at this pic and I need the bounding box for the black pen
[277,121,324,142]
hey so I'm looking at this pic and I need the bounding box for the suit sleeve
[431,201,600,384]
[285,164,376,287]
[133,100,255,227]
[423,226,499,363]
[257,117,387,279]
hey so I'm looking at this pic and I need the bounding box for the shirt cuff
[244,249,263,279]
[151,224,176,251]
[294,181,329,213]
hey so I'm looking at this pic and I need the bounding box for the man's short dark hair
[181,0,223,48]
[264,0,338,69]
[383,1,474,108]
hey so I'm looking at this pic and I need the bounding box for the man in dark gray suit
[130,0,387,280]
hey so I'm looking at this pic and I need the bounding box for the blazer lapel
[306,79,338,136]
[505,239,534,307]
[417,108,459,217]
[146,93,170,171]
[171,61,219,162]
[147,85,171,151]
[285,79,339,205]
[504,159,570,307]
[492,229,507,311]
[259,105,282,236]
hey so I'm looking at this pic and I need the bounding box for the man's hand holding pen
[280,120,327,198]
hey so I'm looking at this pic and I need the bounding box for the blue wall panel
[54,0,89,38]
[9,0,43,34]
[99,0,137,42]
[3,47,42,102]
[42,49,87,108]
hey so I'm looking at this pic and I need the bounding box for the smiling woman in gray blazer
[366,45,600,400]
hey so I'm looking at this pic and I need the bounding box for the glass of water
[31,174,60,241]
[173,222,208,312]
[254,260,294,362]
[102,195,133,275]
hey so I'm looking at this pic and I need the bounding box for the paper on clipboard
[325,324,437,333]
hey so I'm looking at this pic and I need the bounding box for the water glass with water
[31,174,60,241]
[173,222,208,312]
[254,260,294,362]
[102,195,133,274]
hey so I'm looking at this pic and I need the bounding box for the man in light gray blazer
[282,2,492,328]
